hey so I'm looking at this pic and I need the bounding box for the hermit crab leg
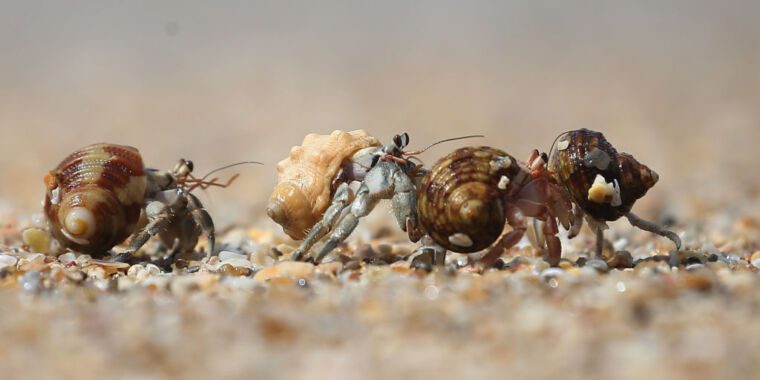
[566,204,585,239]
[291,183,354,261]
[625,212,682,250]
[312,184,381,263]
[112,201,172,262]
[389,168,420,242]
[595,227,605,258]
[186,193,216,259]
[542,216,562,266]
[312,161,412,263]
[479,204,528,268]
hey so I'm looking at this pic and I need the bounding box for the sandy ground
[1,2,760,379]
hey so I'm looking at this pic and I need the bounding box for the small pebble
[217,264,251,277]
[58,252,77,266]
[0,254,18,269]
[607,251,634,269]
[218,250,247,261]
[65,268,85,282]
[316,261,343,276]
[20,271,43,293]
[750,251,760,268]
[21,228,51,254]
[253,261,315,282]
[249,249,276,267]
[540,268,564,282]
[220,257,253,269]
[584,259,609,273]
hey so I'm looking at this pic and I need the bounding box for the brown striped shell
[267,130,382,239]
[44,143,147,256]
[548,129,659,221]
[418,146,522,253]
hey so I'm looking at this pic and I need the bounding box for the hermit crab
[547,128,681,257]
[268,130,428,262]
[415,129,681,267]
[417,146,575,266]
[43,143,239,264]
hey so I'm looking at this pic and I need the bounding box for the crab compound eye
[399,132,410,148]
[174,159,193,177]
[393,133,410,150]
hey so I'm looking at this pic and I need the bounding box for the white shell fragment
[489,155,513,173]
[498,175,510,190]
[557,138,570,151]
[448,233,474,248]
[587,174,622,207]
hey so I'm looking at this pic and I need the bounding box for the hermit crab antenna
[404,134,485,156]
[180,161,263,192]
[198,161,263,183]
[548,130,578,158]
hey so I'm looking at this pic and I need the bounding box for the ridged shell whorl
[44,143,147,256]
[548,129,659,221]
[267,130,381,240]
[418,147,519,253]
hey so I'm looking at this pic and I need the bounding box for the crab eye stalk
[174,159,194,177]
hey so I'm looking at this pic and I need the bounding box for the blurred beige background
[1,0,759,227]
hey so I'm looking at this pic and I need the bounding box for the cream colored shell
[267,130,381,239]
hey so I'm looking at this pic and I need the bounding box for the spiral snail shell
[267,130,382,240]
[548,129,659,221]
[43,143,147,256]
[418,146,522,253]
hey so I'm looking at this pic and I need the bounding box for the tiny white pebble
[424,285,439,300]
[58,252,77,265]
[144,264,162,275]
[219,250,247,261]
[448,233,474,248]
[0,254,18,269]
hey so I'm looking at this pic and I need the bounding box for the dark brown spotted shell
[548,129,659,221]
[44,143,147,256]
[418,146,521,253]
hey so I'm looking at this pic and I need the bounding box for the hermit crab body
[548,129,681,256]
[44,143,218,263]
[418,146,574,266]
[268,130,423,262]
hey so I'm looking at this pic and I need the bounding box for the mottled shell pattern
[267,130,382,240]
[548,129,659,221]
[418,146,524,253]
[44,143,147,256]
